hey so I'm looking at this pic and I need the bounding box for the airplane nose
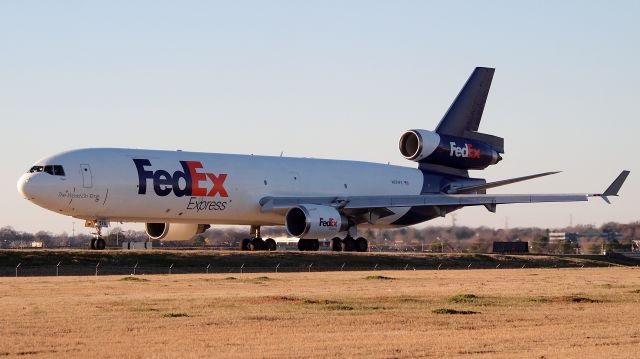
[17,175,32,198]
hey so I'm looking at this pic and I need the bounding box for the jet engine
[285,204,349,239]
[399,129,502,170]
[145,223,210,241]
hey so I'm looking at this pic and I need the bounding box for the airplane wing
[260,171,629,213]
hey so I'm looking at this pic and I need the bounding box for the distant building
[31,241,44,248]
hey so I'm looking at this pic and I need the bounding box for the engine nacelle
[145,223,210,241]
[399,129,502,170]
[285,204,348,239]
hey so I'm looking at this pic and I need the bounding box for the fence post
[341,263,345,271]
[133,262,138,275]
[95,262,100,276]
[404,264,409,270]
[206,264,211,274]
[373,263,378,271]
[308,263,313,273]
[437,263,442,270]
[240,263,244,274]
[468,263,472,270]
[169,263,173,275]
[15,263,21,278]
[275,263,280,273]
[496,263,501,269]
[56,261,62,277]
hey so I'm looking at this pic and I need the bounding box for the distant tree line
[1,221,638,254]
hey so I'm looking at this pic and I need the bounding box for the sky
[1,1,638,235]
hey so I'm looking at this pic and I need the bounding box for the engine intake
[145,223,210,241]
[285,204,348,239]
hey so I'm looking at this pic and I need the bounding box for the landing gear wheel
[297,239,307,251]
[309,239,319,251]
[355,237,368,252]
[240,238,251,251]
[342,236,356,252]
[330,237,342,252]
[95,237,106,250]
[90,238,97,250]
[249,237,265,251]
[265,238,277,251]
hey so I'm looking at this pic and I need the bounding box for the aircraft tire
[297,239,307,251]
[330,237,342,251]
[90,238,96,250]
[265,238,277,251]
[309,239,320,251]
[95,238,106,250]
[355,237,368,252]
[249,237,265,251]
[240,238,251,251]
[342,236,356,252]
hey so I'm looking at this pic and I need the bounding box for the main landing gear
[329,236,368,252]
[240,225,277,251]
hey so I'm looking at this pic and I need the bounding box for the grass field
[1,268,639,358]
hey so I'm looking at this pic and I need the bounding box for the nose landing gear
[87,219,107,250]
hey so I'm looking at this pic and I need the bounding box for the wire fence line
[1,261,607,277]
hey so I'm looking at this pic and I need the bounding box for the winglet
[593,170,630,204]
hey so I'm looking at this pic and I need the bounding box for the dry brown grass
[1,268,639,358]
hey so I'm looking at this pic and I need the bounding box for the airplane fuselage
[18,148,440,227]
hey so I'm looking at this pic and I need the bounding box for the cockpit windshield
[29,165,65,176]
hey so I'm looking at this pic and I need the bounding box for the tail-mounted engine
[285,204,349,239]
[399,129,502,170]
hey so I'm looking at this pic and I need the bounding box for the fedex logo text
[449,142,481,159]
[133,159,228,198]
[319,218,337,227]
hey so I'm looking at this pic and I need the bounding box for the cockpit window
[53,165,65,176]
[28,165,65,176]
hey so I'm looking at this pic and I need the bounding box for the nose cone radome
[17,174,31,198]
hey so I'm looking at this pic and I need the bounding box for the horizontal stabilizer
[591,170,630,204]
[448,171,560,194]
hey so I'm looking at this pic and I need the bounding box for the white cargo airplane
[17,68,629,251]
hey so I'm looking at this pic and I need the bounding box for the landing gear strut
[240,226,276,251]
